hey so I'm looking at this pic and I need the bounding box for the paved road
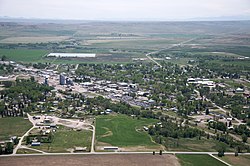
[2,151,250,157]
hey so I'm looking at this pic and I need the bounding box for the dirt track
[0,154,180,166]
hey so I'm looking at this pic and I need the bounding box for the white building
[47,53,96,58]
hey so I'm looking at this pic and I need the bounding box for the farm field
[0,49,48,62]
[0,117,32,140]
[32,126,92,153]
[0,36,69,44]
[176,154,226,166]
[95,114,161,151]
[0,154,180,166]
[219,155,250,166]
[0,48,145,64]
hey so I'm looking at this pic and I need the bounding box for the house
[31,142,41,146]
[74,146,87,152]
[50,124,57,128]
[235,87,244,93]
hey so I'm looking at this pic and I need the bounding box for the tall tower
[59,74,65,85]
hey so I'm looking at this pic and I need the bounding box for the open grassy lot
[96,114,160,149]
[0,49,48,63]
[166,138,233,152]
[0,117,32,140]
[176,154,226,166]
[220,155,250,166]
[32,126,92,153]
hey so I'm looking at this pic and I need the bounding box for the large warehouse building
[47,53,96,58]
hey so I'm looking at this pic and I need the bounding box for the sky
[0,0,250,21]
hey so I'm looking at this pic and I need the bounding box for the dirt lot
[221,155,250,166]
[0,154,180,166]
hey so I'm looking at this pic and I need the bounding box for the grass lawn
[176,154,226,166]
[0,48,48,63]
[0,117,32,140]
[96,114,158,147]
[32,126,92,153]
[17,148,41,154]
[220,155,250,166]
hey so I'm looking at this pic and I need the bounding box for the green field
[176,154,226,166]
[96,114,159,147]
[32,126,92,153]
[0,117,32,140]
[0,49,48,63]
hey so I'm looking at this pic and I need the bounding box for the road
[12,114,96,154]
[90,124,95,153]
[145,37,197,67]
[12,114,37,154]
[12,126,35,154]
[3,151,250,157]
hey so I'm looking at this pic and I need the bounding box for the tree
[242,134,248,143]
[217,143,226,157]
[26,136,31,145]
[205,108,209,115]
[5,142,14,154]
[1,55,7,61]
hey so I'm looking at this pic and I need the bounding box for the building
[60,74,65,85]
[74,147,87,152]
[47,53,96,58]
[44,77,48,85]
[103,146,119,151]
[31,142,41,146]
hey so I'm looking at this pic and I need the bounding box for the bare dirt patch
[120,145,164,152]
[100,127,113,138]
[0,154,180,166]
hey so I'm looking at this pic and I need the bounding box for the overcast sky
[0,0,250,20]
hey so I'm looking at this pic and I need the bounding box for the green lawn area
[220,155,250,166]
[17,148,41,154]
[96,114,158,147]
[0,48,48,63]
[32,126,92,153]
[176,154,226,166]
[0,117,32,140]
